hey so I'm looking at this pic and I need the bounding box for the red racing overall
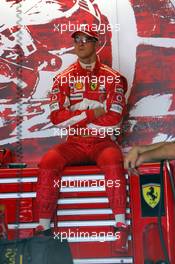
[36,58,128,220]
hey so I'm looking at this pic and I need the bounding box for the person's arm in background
[124,142,175,169]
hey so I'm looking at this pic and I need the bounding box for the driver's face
[73,33,97,60]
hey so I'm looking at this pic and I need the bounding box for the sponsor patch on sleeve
[115,86,124,93]
[115,95,123,103]
[51,94,58,101]
[50,102,59,112]
[110,104,123,114]
[51,88,60,94]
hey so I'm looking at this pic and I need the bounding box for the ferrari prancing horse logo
[90,82,98,90]
[142,183,160,208]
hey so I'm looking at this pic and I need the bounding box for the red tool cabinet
[0,163,174,264]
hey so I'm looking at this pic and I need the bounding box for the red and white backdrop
[0,0,175,165]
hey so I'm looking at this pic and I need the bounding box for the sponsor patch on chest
[69,81,85,93]
[70,93,83,101]
[90,82,98,91]
[74,81,85,92]
[99,85,106,93]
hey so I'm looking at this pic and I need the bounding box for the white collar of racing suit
[79,61,96,71]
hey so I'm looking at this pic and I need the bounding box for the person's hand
[134,155,145,168]
[93,107,105,118]
[124,146,140,170]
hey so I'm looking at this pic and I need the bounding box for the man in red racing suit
[36,26,128,253]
